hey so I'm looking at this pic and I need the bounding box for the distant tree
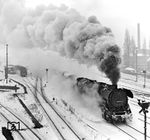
[142,38,146,56]
[129,37,136,68]
[123,29,131,67]
[130,37,136,68]
[149,40,150,56]
[130,37,136,57]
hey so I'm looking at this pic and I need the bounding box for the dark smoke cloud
[64,23,121,84]
[100,45,121,84]
[88,16,100,24]
[0,0,121,84]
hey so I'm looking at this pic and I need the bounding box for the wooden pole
[136,23,141,82]
[5,44,8,83]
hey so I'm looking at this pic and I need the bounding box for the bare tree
[130,37,136,68]
[142,38,146,56]
[123,29,131,67]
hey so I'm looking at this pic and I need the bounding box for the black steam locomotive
[76,77,133,123]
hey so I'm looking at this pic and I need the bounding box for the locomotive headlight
[116,101,123,103]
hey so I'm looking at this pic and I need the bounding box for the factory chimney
[137,23,141,50]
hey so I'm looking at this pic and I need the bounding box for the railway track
[38,78,147,140]
[22,78,66,140]
[138,118,150,125]
[113,123,150,140]
[23,77,83,140]
[24,76,150,140]
[0,112,25,140]
[40,79,84,140]
[129,101,150,119]
[129,99,150,128]
[120,83,150,111]
[119,84,150,99]
[126,123,150,138]
[113,123,137,140]
[129,100,150,120]
[0,103,42,140]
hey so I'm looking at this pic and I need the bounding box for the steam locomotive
[76,77,133,123]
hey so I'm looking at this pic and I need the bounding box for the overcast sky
[25,0,150,47]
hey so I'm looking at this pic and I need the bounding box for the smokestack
[5,44,8,83]
[112,84,117,89]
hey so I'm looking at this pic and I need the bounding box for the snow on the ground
[0,74,60,140]
[0,61,150,140]
[43,66,150,140]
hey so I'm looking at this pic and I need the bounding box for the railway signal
[46,68,48,83]
[138,99,150,140]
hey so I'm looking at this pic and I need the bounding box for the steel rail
[0,112,25,140]
[0,103,42,140]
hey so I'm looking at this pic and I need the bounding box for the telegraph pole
[135,47,138,82]
[136,23,141,82]
[143,70,146,88]
[5,44,8,83]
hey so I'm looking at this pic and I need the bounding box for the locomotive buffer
[138,99,150,140]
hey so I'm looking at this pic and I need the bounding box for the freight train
[76,77,133,123]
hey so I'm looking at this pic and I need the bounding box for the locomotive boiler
[76,77,133,123]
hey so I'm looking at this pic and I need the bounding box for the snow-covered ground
[42,66,150,140]
[0,66,150,140]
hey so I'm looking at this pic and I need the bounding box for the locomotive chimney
[112,84,117,89]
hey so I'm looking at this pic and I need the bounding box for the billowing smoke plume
[0,0,121,84]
